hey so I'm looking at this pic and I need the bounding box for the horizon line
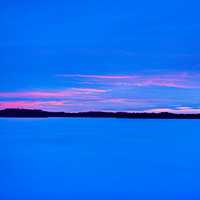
[1,108,200,115]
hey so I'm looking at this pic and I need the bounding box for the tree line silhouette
[0,108,200,119]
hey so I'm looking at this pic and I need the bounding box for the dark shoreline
[0,108,200,119]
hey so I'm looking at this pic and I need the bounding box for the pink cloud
[0,101,66,108]
[97,98,152,105]
[131,76,192,89]
[0,97,153,112]
[72,88,107,93]
[1,72,199,113]
[58,72,200,89]
[144,107,200,114]
[57,74,132,79]
[0,88,107,98]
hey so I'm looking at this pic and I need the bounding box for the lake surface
[0,118,200,200]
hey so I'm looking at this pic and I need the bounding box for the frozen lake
[0,118,200,199]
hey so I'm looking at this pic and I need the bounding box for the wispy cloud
[0,87,110,111]
[57,72,200,89]
[0,88,107,98]
[57,74,132,79]
[144,107,200,114]
[0,101,66,108]
[1,72,200,113]
[0,97,152,112]
[1,100,200,114]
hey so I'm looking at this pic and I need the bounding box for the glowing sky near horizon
[1,0,200,113]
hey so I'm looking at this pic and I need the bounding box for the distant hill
[0,108,200,119]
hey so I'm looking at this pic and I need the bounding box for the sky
[0,0,200,113]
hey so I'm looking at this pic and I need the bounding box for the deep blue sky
[0,0,200,112]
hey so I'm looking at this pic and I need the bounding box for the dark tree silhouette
[0,108,200,119]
